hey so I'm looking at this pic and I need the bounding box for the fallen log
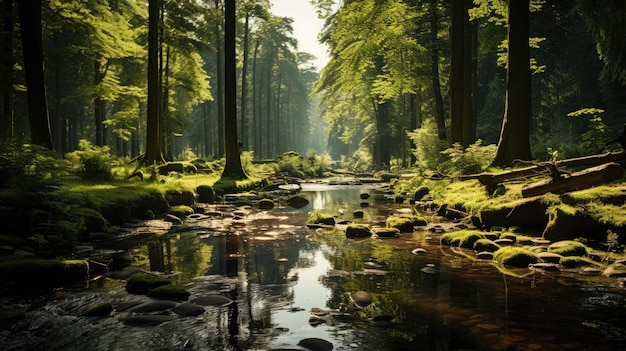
[521,162,624,198]
[460,151,625,189]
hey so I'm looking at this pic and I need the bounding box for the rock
[547,240,589,257]
[372,227,400,238]
[385,214,427,232]
[480,197,549,232]
[473,239,500,253]
[307,212,335,226]
[345,224,372,238]
[165,190,195,206]
[493,247,538,267]
[297,337,334,351]
[191,295,234,307]
[359,202,369,207]
[158,162,184,175]
[82,302,113,317]
[286,196,309,208]
[0,259,89,291]
[196,185,215,203]
[123,314,177,326]
[360,193,370,199]
[147,284,190,301]
[127,300,178,313]
[530,263,561,272]
[107,267,144,280]
[414,186,429,201]
[0,308,26,325]
[603,261,626,277]
[173,303,205,317]
[411,248,427,255]
[350,291,372,308]
[125,273,171,295]
[560,256,601,268]
[353,210,364,219]
[537,252,563,264]
[164,214,183,224]
[258,198,275,210]
[169,205,194,218]
[493,238,515,246]
[421,266,438,274]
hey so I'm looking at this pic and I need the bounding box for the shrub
[407,119,448,171]
[441,140,496,175]
[66,140,116,180]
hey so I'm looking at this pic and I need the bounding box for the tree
[145,0,162,163]
[17,0,53,149]
[221,0,247,179]
[491,0,532,166]
[1,0,14,143]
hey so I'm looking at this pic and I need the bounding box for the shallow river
[2,183,625,351]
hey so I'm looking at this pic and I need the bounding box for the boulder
[173,303,205,317]
[147,284,190,301]
[350,290,372,308]
[125,273,171,295]
[165,190,195,206]
[345,224,372,238]
[82,301,113,317]
[286,196,309,208]
[196,185,215,203]
[158,162,184,175]
[493,247,538,267]
[258,198,275,210]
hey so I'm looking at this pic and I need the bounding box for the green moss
[499,232,518,243]
[386,214,427,232]
[493,247,538,267]
[147,284,190,301]
[126,273,171,295]
[169,205,194,218]
[560,256,603,268]
[586,201,626,227]
[548,240,589,257]
[441,230,486,248]
[307,210,335,226]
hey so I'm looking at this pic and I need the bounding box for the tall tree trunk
[17,0,52,149]
[240,11,250,150]
[449,0,464,145]
[1,0,14,143]
[214,0,225,157]
[430,0,446,140]
[252,38,260,158]
[461,0,477,148]
[145,0,162,163]
[94,61,105,146]
[491,0,532,166]
[221,0,246,179]
[265,54,273,158]
[275,66,282,155]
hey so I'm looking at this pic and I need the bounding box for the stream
[1,183,625,350]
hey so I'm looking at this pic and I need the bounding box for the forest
[0,0,624,170]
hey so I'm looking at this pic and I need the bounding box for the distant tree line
[0,0,321,162]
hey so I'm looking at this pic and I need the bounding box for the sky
[269,0,330,70]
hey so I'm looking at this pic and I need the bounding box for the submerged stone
[173,303,205,317]
[191,294,234,307]
[82,301,113,317]
[297,337,334,351]
[125,273,171,295]
[286,196,309,208]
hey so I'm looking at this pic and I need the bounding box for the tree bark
[145,0,162,164]
[1,0,14,143]
[17,0,53,149]
[449,0,464,144]
[220,0,247,179]
[430,0,445,141]
[214,0,225,157]
[491,0,532,166]
[521,162,624,198]
[240,11,250,150]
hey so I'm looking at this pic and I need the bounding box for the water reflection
[3,184,624,351]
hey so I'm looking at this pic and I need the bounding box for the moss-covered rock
[307,211,335,226]
[602,261,626,277]
[147,284,190,301]
[372,227,401,238]
[441,230,485,248]
[125,273,171,295]
[473,238,500,252]
[169,205,194,218]
[0,259,89,292]
[345,224,372,238]
[258,198,275,210]
[196,185,215,203]
[560,256,603,268]
[353,210,364,219]
[386,214,427,232]
[493,247,539,267]
[547,240,589,257]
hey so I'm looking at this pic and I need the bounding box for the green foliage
[567,108,609,154]
[272,151,331,178]
[66,140,117,180]
[406,119,448,171]
[441,140,497,175]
